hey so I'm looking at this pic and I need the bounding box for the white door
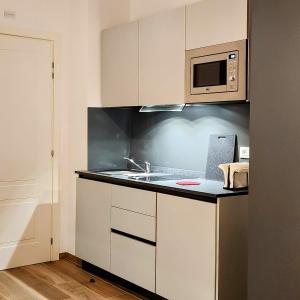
[0,34,54,270]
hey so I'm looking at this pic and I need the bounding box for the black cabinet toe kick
[82,260,166,300]
[111,229,156,246]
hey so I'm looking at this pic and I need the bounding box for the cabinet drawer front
[111,185,156,216]
[111,207,156,242]
[111,232,156,292]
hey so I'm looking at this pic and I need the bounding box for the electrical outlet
[240,146,250,160]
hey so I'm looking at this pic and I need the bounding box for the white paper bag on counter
[219,162,249,189]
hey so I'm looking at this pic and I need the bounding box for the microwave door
[191,53,228,95]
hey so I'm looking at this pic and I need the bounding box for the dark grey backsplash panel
[88,104,249,175]
[88,107,133,170]
[130,104,249,174]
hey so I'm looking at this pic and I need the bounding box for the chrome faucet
[145,161,151,173]
[123,157,151,174]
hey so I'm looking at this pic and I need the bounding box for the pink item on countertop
[176,180,201,186]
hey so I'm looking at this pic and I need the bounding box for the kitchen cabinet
[139,7,185,105]
[101,21,139,107]
[186,0,248,50]
[156,193,248,300]
[75,178,111,271]
[111,184,156,216]
[156,193,217,300]
[111,207,156,242]
[100,0,248,107]
[75,176,247,299]
[110,185,157,292]
[111,232,156,292]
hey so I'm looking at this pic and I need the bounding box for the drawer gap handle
[111,229,156,246]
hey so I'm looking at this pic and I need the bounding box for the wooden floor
[0,258,141,300]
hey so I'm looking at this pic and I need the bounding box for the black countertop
[75,170,248,204]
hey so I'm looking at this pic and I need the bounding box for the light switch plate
[240,146,250,159]
[4,10,16,19]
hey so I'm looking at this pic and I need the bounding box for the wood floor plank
[25,263,107,300]
[55,281,106,300]
[47,260,128,298]
[0,258,141,300]
[24,263,71,285]
[59,253,82,267]
[0,294,8,300]
[0,291,8,300]
[7,267,70,300]
[0,272,45,300]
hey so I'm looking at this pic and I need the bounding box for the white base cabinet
[111,185,156,216]
[75,178,111,271]
[111,207,156,242]
[110,185,157,292]
[76,179,248,299]
[111,233,156,292]
[156,193,248,300]
[156,193,217,300]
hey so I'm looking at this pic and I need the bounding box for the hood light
[139,104,185,112]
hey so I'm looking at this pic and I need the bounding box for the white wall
[0,0,204,255]
[0,0,130,254]
[68,0,130,254]
[130,0,199,20]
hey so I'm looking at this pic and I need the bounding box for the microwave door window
[193,60,227,88]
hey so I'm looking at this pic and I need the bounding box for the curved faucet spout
[123,157,151,173]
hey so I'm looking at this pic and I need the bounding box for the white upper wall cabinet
[101,21,139,107]
[139,7,186,105]
[186,0,248,50]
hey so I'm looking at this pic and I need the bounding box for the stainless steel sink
[94,170,170,178]
[96,170,141,176]
[126,172,170,178]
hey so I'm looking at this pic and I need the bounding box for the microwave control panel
[227,51,239,92]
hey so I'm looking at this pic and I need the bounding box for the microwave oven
[185,39,247,103]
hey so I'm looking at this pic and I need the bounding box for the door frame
[0,27,61,261]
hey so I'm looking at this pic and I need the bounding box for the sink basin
[95,170,141,176]
[90,169,192,182]
[93,170,170,178]
[126,172,170,178]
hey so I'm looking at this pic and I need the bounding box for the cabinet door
[156,194,217,300]
[139,7,185,105]
[186,0,248,50]
[76,178,111,271]
[101,21,139,107]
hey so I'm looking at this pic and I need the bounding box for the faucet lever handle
[145,161,151,173]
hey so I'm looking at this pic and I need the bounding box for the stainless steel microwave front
[185,40,247,103]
